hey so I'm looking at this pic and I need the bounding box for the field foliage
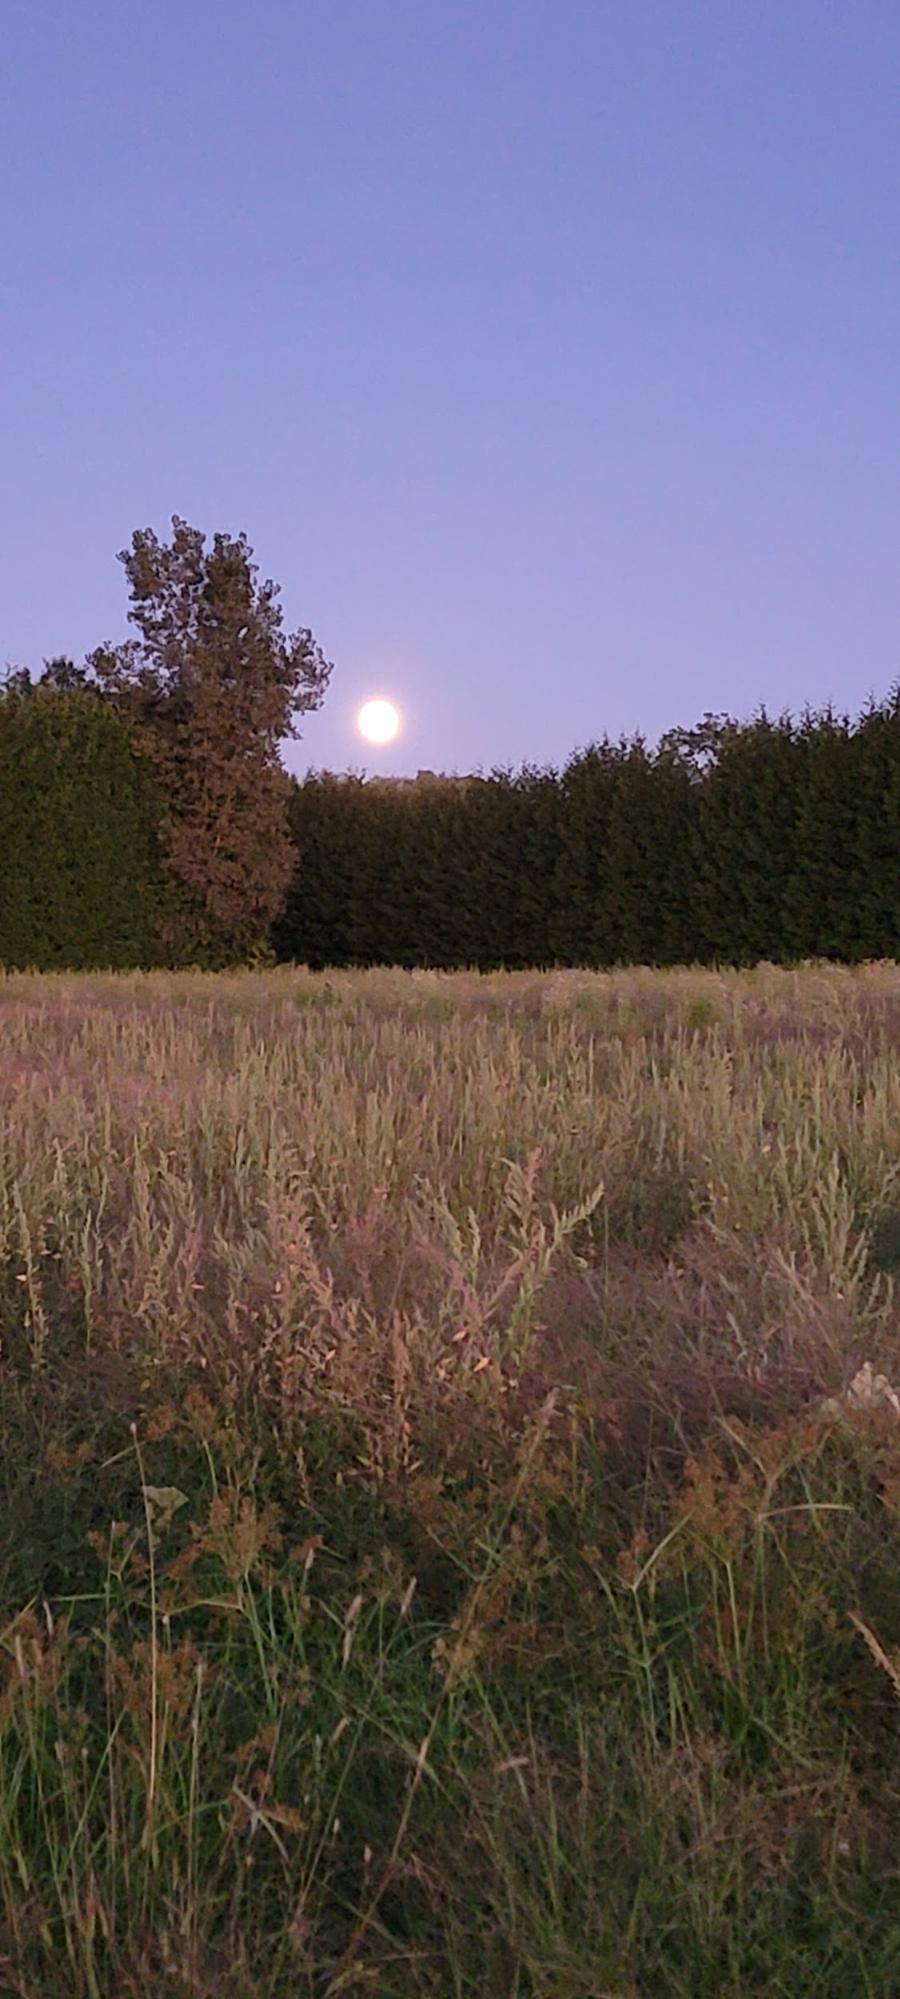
[1,962,900,1994]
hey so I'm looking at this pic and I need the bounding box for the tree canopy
[88,518,332,963]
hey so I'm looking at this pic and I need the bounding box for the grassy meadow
[2,960,900,1996]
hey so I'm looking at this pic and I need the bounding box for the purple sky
[3,1,899,778]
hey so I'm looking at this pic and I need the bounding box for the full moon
[357,697,401,745]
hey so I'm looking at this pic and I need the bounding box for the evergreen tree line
[3,682,898,975]
[2,513,897,972]
[273,697,900,970]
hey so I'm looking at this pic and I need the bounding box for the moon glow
[357,698,401,745]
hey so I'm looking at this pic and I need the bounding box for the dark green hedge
[0,686,165,970]
[3,685,897,973]
[273,696,900,970]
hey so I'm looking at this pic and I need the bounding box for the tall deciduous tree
[89,518,332,963]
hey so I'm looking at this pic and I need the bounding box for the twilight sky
[3,1,899,778]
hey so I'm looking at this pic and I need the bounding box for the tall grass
[1,961,900,1994]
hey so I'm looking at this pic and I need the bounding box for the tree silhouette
[89,517,332,963]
